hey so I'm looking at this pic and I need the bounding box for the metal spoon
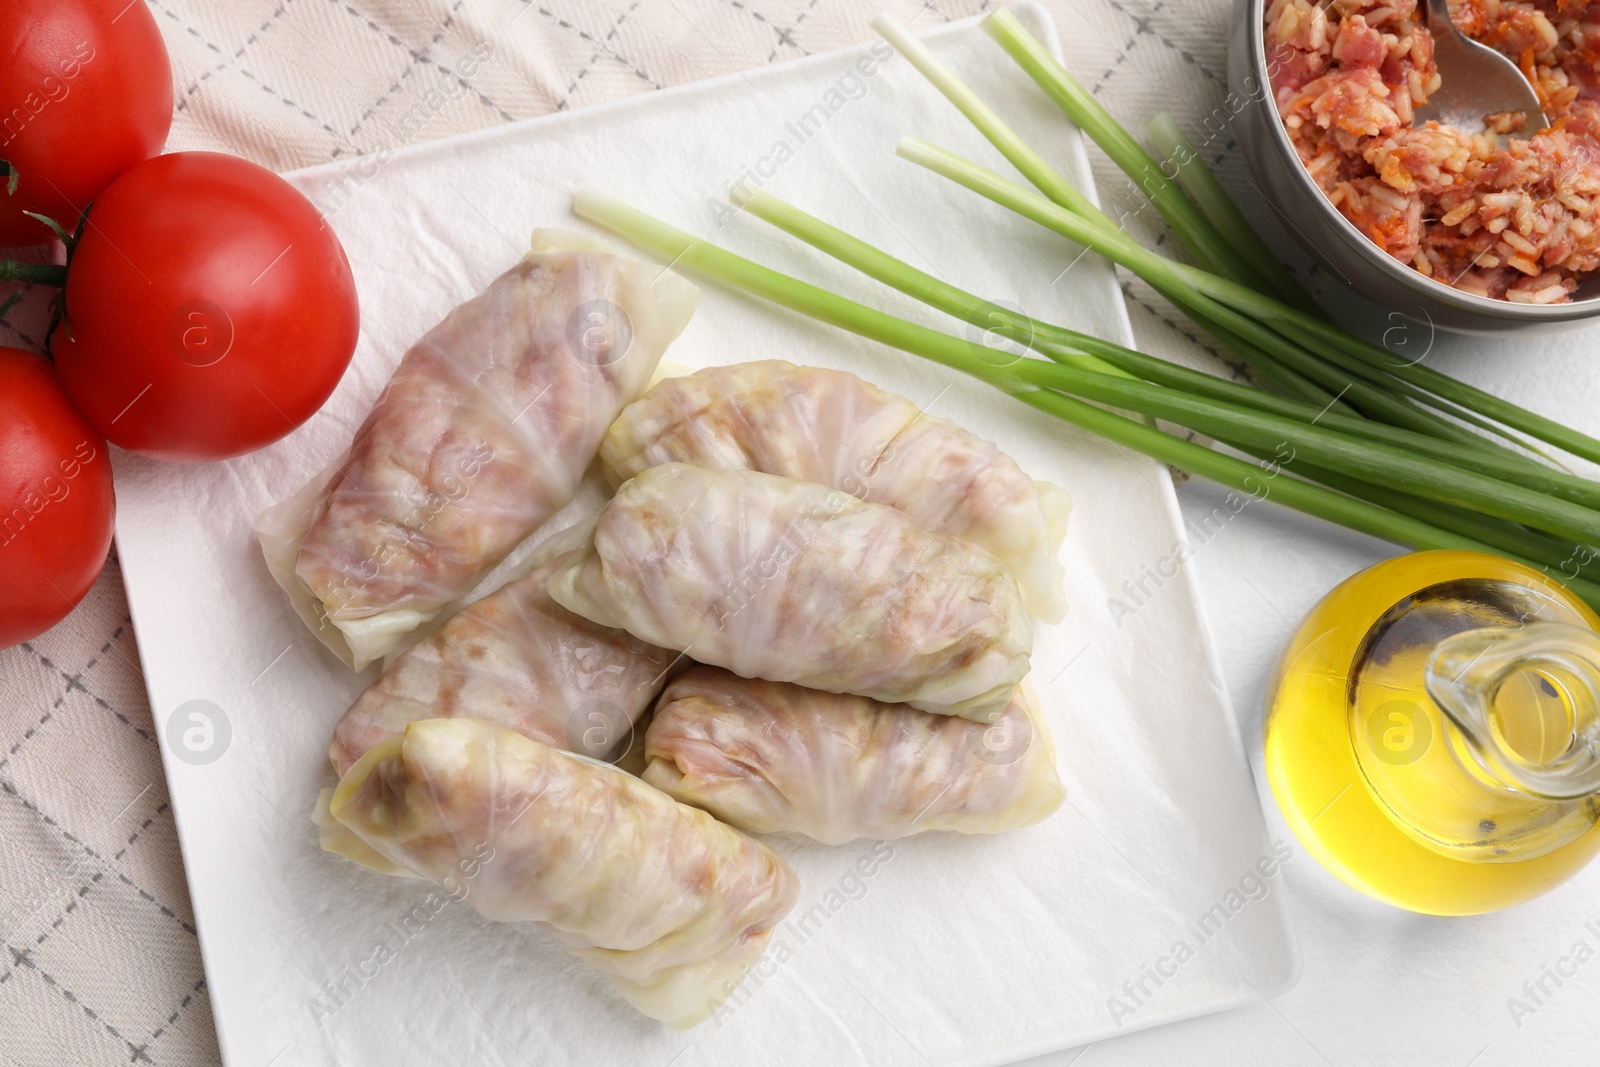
[1414,0,1548,136]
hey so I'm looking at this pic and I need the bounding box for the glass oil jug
[1265,551,1600,914]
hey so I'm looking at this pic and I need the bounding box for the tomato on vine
[0,347,115,648]
[51,152,361,462]
[0,0,173,246]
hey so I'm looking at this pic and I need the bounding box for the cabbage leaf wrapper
[644,668,1063,843]
[328,717,798,1029]
[259,230,698,669]
[547,464,1033,722]
[328,553,681,776]
[602,360,1070,621]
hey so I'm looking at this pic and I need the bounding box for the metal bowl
[1228,0,1600,336]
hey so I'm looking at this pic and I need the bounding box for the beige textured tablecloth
[0,1,1252,1062]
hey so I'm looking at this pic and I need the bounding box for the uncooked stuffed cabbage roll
[257,230,698,669]
[329,717,798,1028]
[643,668,1063,843]
[599,360,1070,621]
[547,464,1031,722]
[328,554,680,777]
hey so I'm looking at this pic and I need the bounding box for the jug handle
[1425,622,1600,800]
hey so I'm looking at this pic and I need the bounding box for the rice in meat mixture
[1266,0,1600,303]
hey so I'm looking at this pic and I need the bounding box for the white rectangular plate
[113,8,1297,1066]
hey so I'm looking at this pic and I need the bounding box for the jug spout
[1426,622,1600,801]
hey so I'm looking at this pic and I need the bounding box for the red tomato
[52,152,360,462]
[0,348,115,648]
[0,0,173,246]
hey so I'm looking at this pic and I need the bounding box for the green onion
[868,14,1109,250]
[920,11,1584,465]
[1264,458,1600,586]
[1144,114,1289,284]
[996,361,1600,546]
[1279,303,1600,467]
[971,9,1305,307]
[732,188,1600,511]
[896,136,1526,456]
[574,188,1600,609]
[1143,132,1563,456]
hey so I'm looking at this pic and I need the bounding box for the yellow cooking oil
[1266,551,1600,915]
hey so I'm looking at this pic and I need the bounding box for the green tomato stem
[0,261,66,287]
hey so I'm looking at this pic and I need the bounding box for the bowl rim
[1241,0,1600,322]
